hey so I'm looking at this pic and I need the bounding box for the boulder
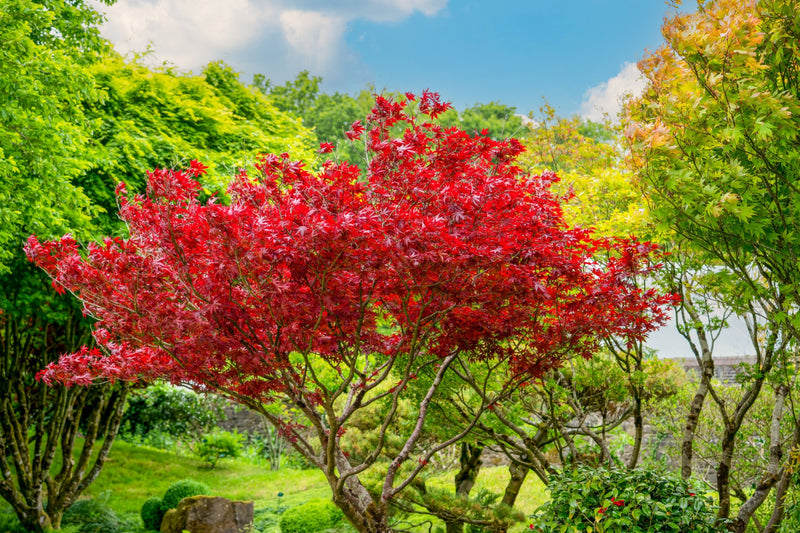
[160,495,253,533]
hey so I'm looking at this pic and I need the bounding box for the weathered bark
[728,385,787,532]
[714,313,781,521]
[493,460,530,533]
[763,467,792,533]
[627,395,643,469]
[501,460,529,508]
[331,473,391,533]
[247,351,490,533]
[445,442,484,533]
[676,288,716,481]
[681,368,712,480]
[454,443,483,496]
[716,415,746,519]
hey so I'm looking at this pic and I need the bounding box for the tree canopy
[27,92,673,533]
[0,0,112,272]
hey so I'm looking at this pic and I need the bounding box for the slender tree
[625,0,800,529]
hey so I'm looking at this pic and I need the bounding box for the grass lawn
[1,439,549,532]
[84,440,332,514]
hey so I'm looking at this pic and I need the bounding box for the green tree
[254,69,322,117]
[438,102,525,140]
[0,4,317,531]
[0,2,130,531]
[625,1,800,530]
[79,56,316,230]
[0,0,106,271]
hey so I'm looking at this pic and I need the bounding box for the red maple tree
[27,92,673,532]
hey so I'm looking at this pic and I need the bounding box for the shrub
[279,499,344,533]
[195,429,244,468]
[530,466,723,533]
[160,479,211,512]
[121,382,224,446]
[62,491,123,533]
[141,496,165,531]
[0,509,27,533]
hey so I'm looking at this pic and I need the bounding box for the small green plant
[62,491,123,533]
[530,465,724,533]
[0,508,27,533]
[141,496,165,531]
[160,479,211,512]
[195,429,244,468]
[279,499,344,533]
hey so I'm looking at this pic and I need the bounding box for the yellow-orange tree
[625,1,800,531]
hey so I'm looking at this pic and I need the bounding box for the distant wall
[669,356,756,384]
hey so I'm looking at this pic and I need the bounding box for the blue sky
[91,0,674,119]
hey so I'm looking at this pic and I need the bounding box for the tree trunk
[731,385,790,533]
[445,443,483,533]
[18,508,53,533]
[763,467,792,533]
[493,460,530,533]
[0,303,128,533]
[628,393,643,469]
[716,426,736,520]
[679,301,715,481]
[501,460,529,508]
[332,474,391,533]
[681,371,711,480]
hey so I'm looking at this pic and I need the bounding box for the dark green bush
[160,479,211,512]
[530,466,723,533]
[62,491,123,533]
[121,382,224,445]
[279,499,344,533]
[195,429,244,468]
[141,496,165,531]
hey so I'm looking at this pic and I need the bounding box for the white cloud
[279,10,346,73]
[92,0,277,69]
[90,0,447,78]
[580,62,647,122]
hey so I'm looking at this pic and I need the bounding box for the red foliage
[26,92,673,399]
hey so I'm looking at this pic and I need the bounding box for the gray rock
[160,495,253,533]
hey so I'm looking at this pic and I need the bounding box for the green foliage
[625,0,800,317]
[121,382,225,444]
[278,499,344,533]
[283,449,316,471]
[408,487,523,533]
[195,429,244,468]
[0,0,108,271]
[438,101,525,140]
[779,499,800,533]
[79,56,317,231]
[257,70,322,117]
[0,508,26,533]
[140,496,165,531]
[62,491,123,533]
[160,479,211,512]
[530,466,722,533]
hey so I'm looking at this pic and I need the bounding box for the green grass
[1,439,549,532]
[426,466,549,532]
[84,440,331,514]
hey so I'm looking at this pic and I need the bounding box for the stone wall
[669,355,756,384]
